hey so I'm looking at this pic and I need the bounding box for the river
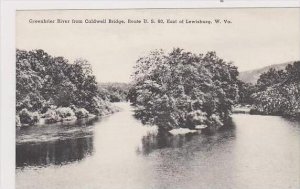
[16,102,300,189]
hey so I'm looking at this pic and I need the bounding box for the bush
[55,107,75,118]
[44,109,61,123]
[44,107,77,123]
[209,114,223,128]
[75,108,89,119]
[87,96,115,116]
[187,110,207,128]
[18,108,39,125]
[16,115,21,127]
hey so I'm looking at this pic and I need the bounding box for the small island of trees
[128,48,240,130]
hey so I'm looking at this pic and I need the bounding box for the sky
[16,8,300,82]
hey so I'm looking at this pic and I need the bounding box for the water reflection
[16,117,99,169]
[16,103,300,189]
[16,136,94,168]
[138,120,236,156]
[138,131,195,155]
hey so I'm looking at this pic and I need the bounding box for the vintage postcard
[9,6,300,189]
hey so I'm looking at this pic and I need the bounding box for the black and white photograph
[13,7,300,189]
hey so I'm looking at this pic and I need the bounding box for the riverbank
[232,105,252,114]
[233,104,300,122]
[16,104,120,127]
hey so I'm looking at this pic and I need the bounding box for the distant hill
[239,62,293,84]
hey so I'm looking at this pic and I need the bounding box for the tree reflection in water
[137,120,236,156]
[16,136,94,169]
[16,117,99,169]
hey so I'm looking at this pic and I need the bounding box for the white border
[1,1,299,189]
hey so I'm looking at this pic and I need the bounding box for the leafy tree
[98,82,131,102]
[16,49,114,125]
[256,68,286,91]
[129,48,239,130]
[252,61,300,117]
[237,81,256,105]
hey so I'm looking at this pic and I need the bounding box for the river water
[16,102,300,189]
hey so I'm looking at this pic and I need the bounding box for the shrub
[19,108,39,125]
[75,108,89,119]
[187,110,207,128]
[44,109,61,123]
[16,115,21,127]
[209,114,223,128]
[44,107,78,123]
[87,96,115,116]
[55,107,75,118]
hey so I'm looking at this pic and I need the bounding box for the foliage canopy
[253,61,300,117]
[16,49,113,125]
[129,48,239,130]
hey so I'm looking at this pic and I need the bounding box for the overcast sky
[16,8,300,82]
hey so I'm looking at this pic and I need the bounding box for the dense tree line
[16,49,114,126]
[98,82,131,102]
[237,81,256,105]
[128,48,239,130]
[252,61,300,118]
[17,48,298,128]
